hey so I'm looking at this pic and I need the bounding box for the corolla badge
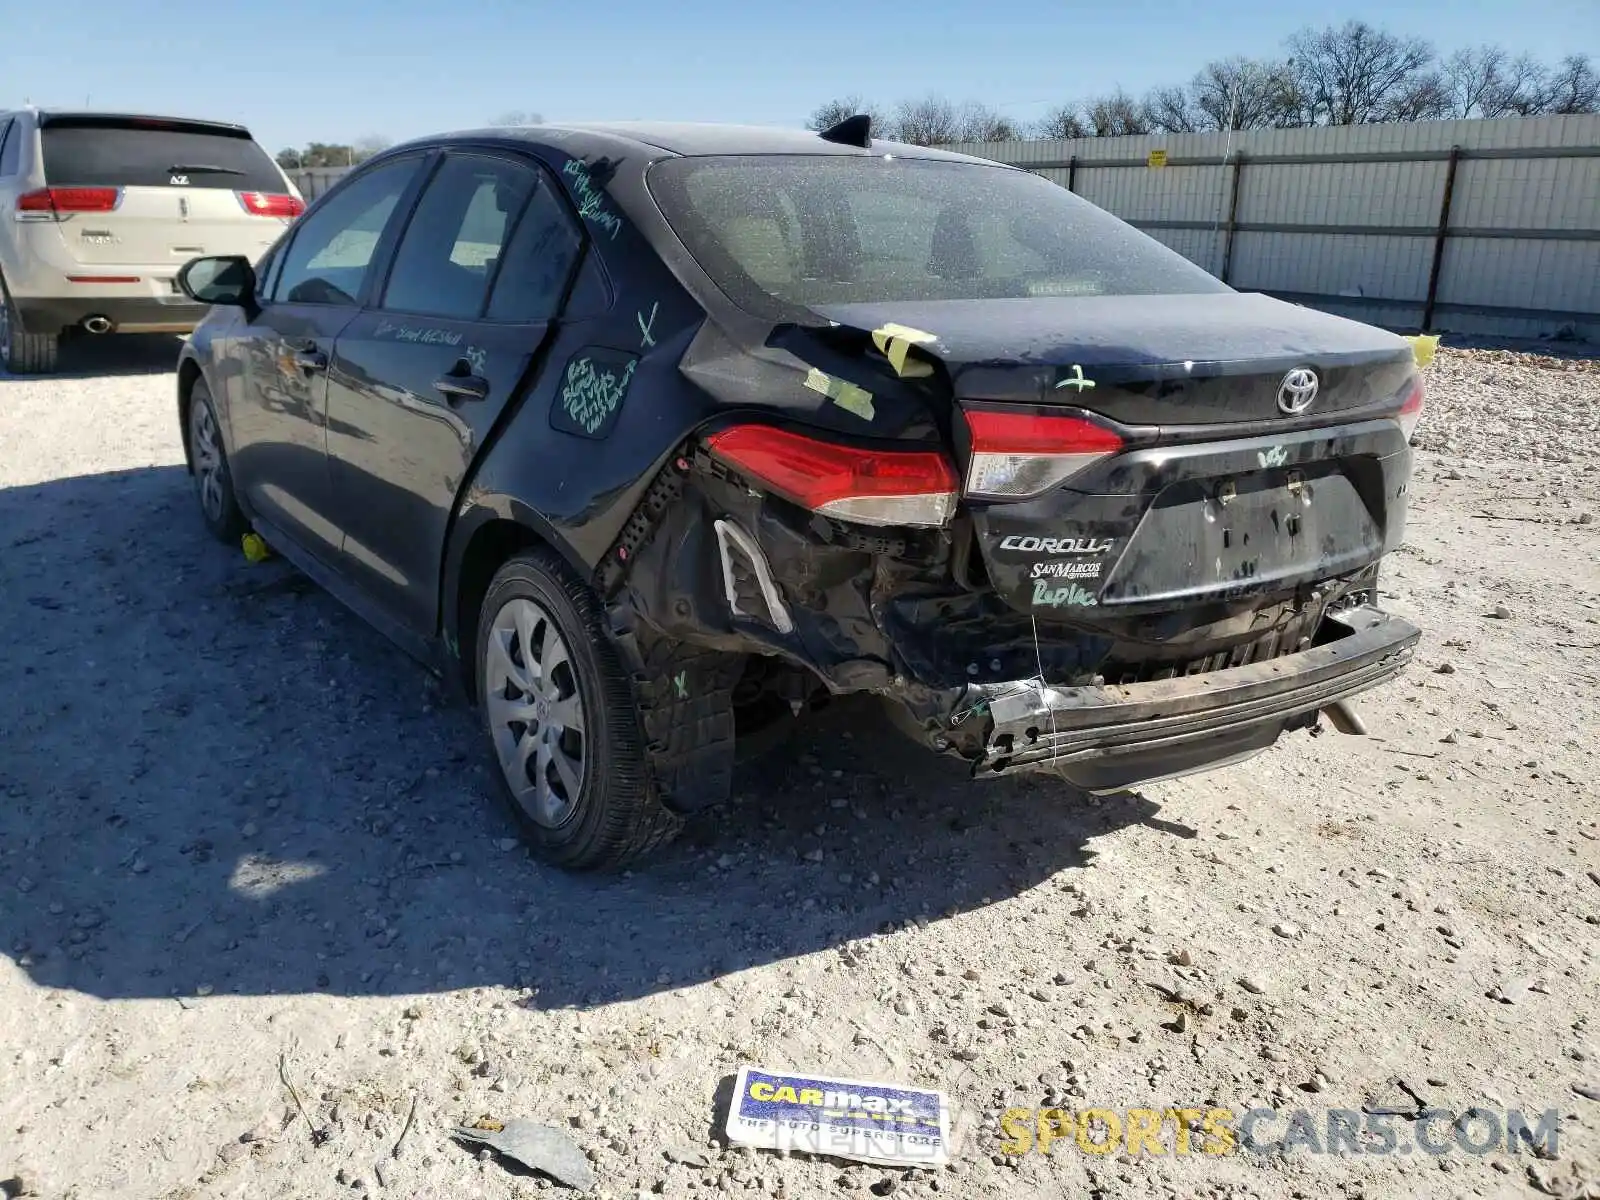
[1277,368,1319,415]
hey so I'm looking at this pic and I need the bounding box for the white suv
[0,109,304,373]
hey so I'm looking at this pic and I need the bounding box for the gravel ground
[2,337,1598,1200]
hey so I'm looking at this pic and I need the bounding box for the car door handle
[434,373,489,402]
[288,340,326,371]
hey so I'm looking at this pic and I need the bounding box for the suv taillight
[1397,374,1425,443]
[236,191,305,219]
[705,425,959,528]
[16,187,121,218]
[962,408,1125,499]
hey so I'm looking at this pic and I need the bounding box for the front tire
[187,380,247,543]
[477,550,680,870]
[0,285,59,375]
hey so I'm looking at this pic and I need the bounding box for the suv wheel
[0,285,59,375]
[478,551,680,870]
[187,380,248,542]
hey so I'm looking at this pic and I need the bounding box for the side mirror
[178,255,256,306]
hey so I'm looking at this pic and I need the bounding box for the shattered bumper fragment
[942,605,1420,791]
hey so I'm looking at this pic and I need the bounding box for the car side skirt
[249,511,442,674]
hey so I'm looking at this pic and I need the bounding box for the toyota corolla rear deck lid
[807,292,1417,426]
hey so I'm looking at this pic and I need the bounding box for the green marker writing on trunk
[1055,364,1096,391]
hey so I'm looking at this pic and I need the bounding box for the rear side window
[648,155,1228,318]
[485,183,581,322]
[382,154,539,320]
[0,120,19,176]
[40,118,284,191]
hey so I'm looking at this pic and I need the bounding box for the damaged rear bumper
[951,605,1419,790]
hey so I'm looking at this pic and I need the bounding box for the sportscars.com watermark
[998,1105,1561,1159]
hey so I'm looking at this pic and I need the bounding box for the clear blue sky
[3,0,1596,152]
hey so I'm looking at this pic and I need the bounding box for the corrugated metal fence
[290,115,1599,339]
[289,167,352,202]
[943,114,1600,340]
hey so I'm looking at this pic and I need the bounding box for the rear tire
[477,550,680,870]
[0,285,59,375]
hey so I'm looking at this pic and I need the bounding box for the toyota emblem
[1277,368,1319,415]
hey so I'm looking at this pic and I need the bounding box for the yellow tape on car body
[804,368,876,420]
[870,323,937,378]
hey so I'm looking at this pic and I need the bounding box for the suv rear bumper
[943,604,1419,789]
[15,295,206,336]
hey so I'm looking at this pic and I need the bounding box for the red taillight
[17,186,120,215]
[236,191,305,219]
[1397,374,1425,443]
[962,408,1125,498]
[705,425,959,528]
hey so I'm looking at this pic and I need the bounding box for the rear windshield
[41,119,284,191]
[648,155,1228,318]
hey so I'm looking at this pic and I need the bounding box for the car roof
[411,121,1006,165]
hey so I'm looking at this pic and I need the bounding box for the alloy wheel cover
[483,595,588,829]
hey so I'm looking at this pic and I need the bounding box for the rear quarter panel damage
[445,139,965,695]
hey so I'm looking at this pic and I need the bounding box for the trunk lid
[811,292,1416,425]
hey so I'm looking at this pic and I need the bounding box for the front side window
[648,155,1229,319]
[272,157,421,306]
[381,154,538,320]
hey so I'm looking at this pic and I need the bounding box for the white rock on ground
[0,335,1598,1199]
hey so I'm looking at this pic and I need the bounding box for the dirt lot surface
[2,339,1598,1200]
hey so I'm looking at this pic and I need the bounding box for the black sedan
[176,116,1423,870]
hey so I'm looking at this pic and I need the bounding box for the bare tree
[1189,57,1307,129]
[1083,89,1151,137]
[805,96,883,132]
[1035,104,1088,140]
[488,111,542,127]
[1536,53,1600,114]
[1443,46,1507,117]
[1143,85,1200,133]
[1287,21,1436,125]
[892,95,961,146]
[804,33,1594,152]
[954,102,1022,142]
[1497,57,1557,115]
[1438,46,1546,117]
[1380,73,1449,121]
